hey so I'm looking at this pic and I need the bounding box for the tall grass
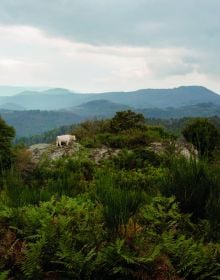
[0,165,88,207]
[0,168,51,207]
[95,170,145,233]
[161,156,219,221]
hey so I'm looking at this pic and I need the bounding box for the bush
[72,120,110,141]
[98,129,162,149]
[161,156,220,221]
[113,148,161,170]
[182,118,220,158]
[110,110,145,133]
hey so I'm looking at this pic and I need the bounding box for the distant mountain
[68,100,220,119]
[1,85,220,138]
[0,88,81,110]
[66,99,131,117]
[16,88,73,96]
[0,86,50,96]
[93,86,220,109]
[43,88,75,95]
[0,86,219,110]
[0,103,26,111]
[139,102,220,119]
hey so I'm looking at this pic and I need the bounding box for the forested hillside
[1,86,220,138]
[1,110,220,279]
[1,104,220,138]
[0,110,83,137]
[0,86,220,110]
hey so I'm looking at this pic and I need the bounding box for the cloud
[0,1,219,92]
[0,0,219,50]
[0,25,218,92]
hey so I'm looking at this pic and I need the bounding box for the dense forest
[0,110,82,138]
[1,110,220,279]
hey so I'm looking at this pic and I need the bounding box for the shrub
[116,148,162,169]
[182,118,220,158]
[161,156,219,221]
[73,119,110,147]
[110,110,145,133]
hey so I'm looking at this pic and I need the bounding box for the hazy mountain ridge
[0,103,26,111]
[2,102,220,138]
[0,86,219,110]
[0,86,50,96]
[138,102,220,119]
[66,99,131,117]
[1,86,220,138]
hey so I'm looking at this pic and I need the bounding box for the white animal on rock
[56,134,76,147]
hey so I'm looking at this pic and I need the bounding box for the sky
[0,0,219,93]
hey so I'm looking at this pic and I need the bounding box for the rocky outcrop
[149,140,198,159]
[29,140,197,164]
[29,142,81,163]
[29,142,121,164]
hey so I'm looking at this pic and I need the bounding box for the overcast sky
[0,0,219,93]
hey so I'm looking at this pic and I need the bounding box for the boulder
[29,142,81,163]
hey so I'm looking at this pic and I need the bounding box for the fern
[162,232,220,279]
[0,271,9,280]
[21,235,46,279]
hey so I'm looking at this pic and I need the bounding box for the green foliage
[0,271,9,280]
[95,170,145,233]
[182,118,220,158]
[1,114,220,279]
[110,110,145,133]
[16,123,77,145]
[138,196,193,236]
[73,119,111,147]
[0,169,50,207]
[205,166,220,239]
[0,196,106,279]
[161,156,220,228]
[139,196,220,279]
[95,239,164,280]
[0,117,15,170]
[113,148,162,169]
[1,193,220,279]
[98,126,168,148]
[162,234,220,279]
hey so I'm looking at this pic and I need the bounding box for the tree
[110,110,145,133]
[0,117,15,169]
[182,118,220,158]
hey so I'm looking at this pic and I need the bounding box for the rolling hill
[1,85,220,138]
[0,86,50,96]
[2,101,220,138]
[138,103,220,119]
[0,86,219,110]
[66,99,131,117]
